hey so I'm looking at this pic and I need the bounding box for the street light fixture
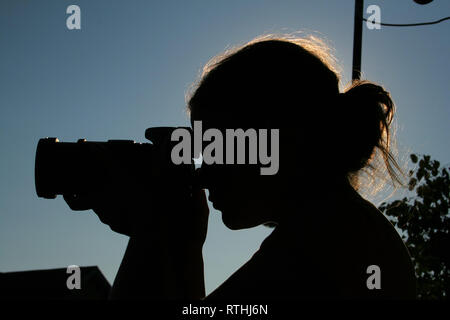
[414,0,433,5]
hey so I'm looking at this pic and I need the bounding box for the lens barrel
[35,128,197,201]
[34,138,144,199]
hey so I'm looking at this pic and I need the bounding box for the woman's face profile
[200,150,281,230]
[191,115,269,229]
[189,39,316,230]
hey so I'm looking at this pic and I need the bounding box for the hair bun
[338,80,402,185]
[342,81,394,124]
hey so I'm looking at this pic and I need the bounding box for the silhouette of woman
[66,35,416,299]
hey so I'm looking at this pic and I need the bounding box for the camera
[34,127,196,200]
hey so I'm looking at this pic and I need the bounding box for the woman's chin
[221,210,262,230]
[220,210,238,230]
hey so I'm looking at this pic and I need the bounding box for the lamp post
[351,0,435,81]
[352,0,364,81]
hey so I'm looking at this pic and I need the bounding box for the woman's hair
[187,34,404,190]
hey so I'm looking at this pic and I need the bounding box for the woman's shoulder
[205,185,416,300]
[205,226,335,300]
[328,187,417,298]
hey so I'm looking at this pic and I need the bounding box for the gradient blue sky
[1,0,449,295]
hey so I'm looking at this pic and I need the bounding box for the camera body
[35,127,195,200]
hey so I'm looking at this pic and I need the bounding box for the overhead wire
[363,16,450,27]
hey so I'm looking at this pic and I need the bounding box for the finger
[193,189,209,219]
[92,204,132,236]
[63,193,93,211]
[191,188,209,242]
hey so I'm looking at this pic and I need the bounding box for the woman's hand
[63,182,209,246]
[63,127,210,247]
[63,151,209,299]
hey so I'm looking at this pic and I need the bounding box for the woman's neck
[275,177,357,230]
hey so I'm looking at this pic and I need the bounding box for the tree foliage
[379,154,450,299]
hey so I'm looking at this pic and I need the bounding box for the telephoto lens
[34,127,197,201]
